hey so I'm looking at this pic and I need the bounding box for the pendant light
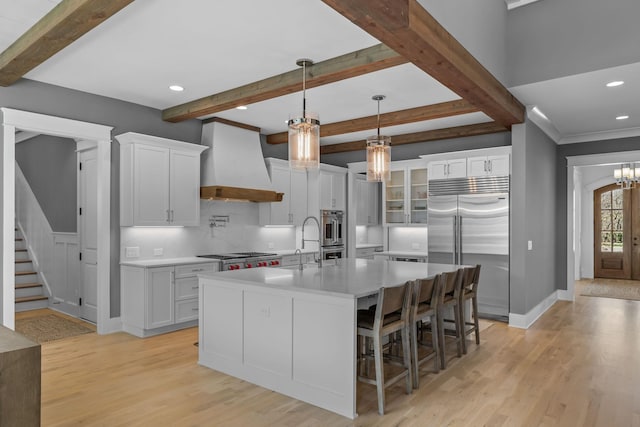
[288,59,320,170]
[614,162,640,190]
[366,95,391,182]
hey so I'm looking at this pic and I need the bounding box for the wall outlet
[268,242,275,249]
[125,247,140,258]
[153,248,164,256]
[528,240,533,251]
[411,243,420,250]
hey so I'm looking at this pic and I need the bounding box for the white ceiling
[0,0,638,147]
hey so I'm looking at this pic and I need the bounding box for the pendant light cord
[376,98,381,138]
[302,61,306,119]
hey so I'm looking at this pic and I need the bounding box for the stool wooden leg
[455,303,463,357]
[459,302,468,355]
[373,333,385,415]
[430,315,440,373]
[473,296,480,345]
[437,309,446,370]
[411,321,420,389]
[402,325,412,394]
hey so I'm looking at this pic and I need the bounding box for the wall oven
[321,210,344,247]
[322,246,345,260]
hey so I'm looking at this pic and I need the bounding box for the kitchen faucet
[301,216,322,267]
[294,249,303,271]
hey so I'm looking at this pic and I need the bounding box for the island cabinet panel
[292,298,354,395]
[244,292,292,377]
[199,277,357,419]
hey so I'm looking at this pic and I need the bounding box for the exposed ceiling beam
[162,43,407,123]
[321,0,525,128]
[266,99,478,144]
[320,122,507,155]
[0,0,134,87]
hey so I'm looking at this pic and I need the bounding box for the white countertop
[121,257,219,267]
[200,258,461,299]
[355,243,384,249]
[374,251,429,258]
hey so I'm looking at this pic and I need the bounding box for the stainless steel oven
[321,210,344,247]
[322,245,345,260]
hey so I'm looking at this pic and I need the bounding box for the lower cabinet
[122,261,218,337]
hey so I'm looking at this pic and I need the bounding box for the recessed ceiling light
[606,81,624,87]
[616,115,629,120]
[236,105,248,110]
[169,85,184,92]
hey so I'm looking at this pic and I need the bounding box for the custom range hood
[200,118,283,203]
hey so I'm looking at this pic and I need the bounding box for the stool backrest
[415,275,441,307]
[380,282,410,317]
[461,265,481,295]
[440,269,461,298]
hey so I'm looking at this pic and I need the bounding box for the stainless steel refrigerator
[427,176,510,320]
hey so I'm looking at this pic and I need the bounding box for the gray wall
[510,118,558,315]
[507,0,640,86]
[555,135,640,292]
[1,78,202,318]
[16,135,77,232]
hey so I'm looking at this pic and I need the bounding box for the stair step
[16,271,37,276]
[15,260,32,264]
[15,295,48,303]
[15,283,42,289]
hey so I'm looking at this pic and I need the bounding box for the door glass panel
[601,210,611,230]
[612,210,624,230]
[612,189,623,209]
[601,192,612,209]
[613,232,624,252]
[601,232,612,252]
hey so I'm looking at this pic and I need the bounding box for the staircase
[14,227,48,312]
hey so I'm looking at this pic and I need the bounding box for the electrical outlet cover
[153,248,164,256]
[125,247,140,258]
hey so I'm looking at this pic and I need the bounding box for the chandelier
[288,59,320,170]
[366,95,391,182]
[614,163,640,190]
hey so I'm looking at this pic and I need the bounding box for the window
[600,188,624,252]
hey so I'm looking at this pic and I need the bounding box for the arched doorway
[594,183,640,279]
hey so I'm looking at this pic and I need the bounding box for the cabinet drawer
[175,276,199,300]
[175,298,199,323]
[175,263,216,278]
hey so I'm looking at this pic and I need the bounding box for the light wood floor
[30,289,640,427]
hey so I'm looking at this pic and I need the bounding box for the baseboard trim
[509,290,559,329]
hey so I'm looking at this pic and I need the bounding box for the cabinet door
[355,179,368,225]
[146,267,174,329]
[428,161,448,180]
[385,169,406,224]
[134,145,171,225]
[265,166,292,225]
[332,173,346,211]
[170,150,201,226]
[467,156,488,177]
[367,181,380,225]
[488,154,510,176]
[409,168,429,224]
[447,158,467,178]
[319,172,333,210]
[289,168,308,225]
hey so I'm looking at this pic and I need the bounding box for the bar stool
[357,282,412,415]
[459,265,482,354]
[437,269,464,369]
[409,274,442,389]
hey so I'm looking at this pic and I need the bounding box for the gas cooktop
[198,252,277,260]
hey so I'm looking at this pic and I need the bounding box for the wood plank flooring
[26,289,640,426]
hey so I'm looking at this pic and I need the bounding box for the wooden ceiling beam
[321,0,525,128]
[320,121,508,155]
[0,0,134,87]
[162,43,407,123]
[266,98,478,144]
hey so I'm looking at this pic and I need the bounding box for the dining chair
[409,274,442,389]
[437,269,464,369]
[357,282,412,415]
[458,265,482,354]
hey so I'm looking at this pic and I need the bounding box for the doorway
[594,184,640,280]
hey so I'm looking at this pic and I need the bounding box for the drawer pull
[192,268,205,272]
[192,307,199,311]
[192,286,198,290]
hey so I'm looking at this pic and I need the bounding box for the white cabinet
[319,169,346,211]
[259,158,308,225]
[384,161,429,225]
[121,261,218,337]
[427,158,467,180]
[117,132,207,227]
[355,176,380,225]
[467,154,510,177]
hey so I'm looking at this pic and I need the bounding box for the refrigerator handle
[453,216,457,265]
[458,216,463,265]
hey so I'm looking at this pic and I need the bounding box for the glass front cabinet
[383,160,428,225]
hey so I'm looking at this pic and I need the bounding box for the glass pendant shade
[288,112,320,170]
[367,135,391,182]
[614,162,640,190]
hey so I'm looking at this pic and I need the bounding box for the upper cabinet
[355,175,380,226]
[259,158,308,226]
[427,158,467,180]
[307,165,348,216]
[117,132,207,227]
[384,160,428,226]
[467,154,510,177]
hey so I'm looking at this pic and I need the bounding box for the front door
[594,184,640,279]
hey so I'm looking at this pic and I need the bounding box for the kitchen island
[198,258,462,418]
